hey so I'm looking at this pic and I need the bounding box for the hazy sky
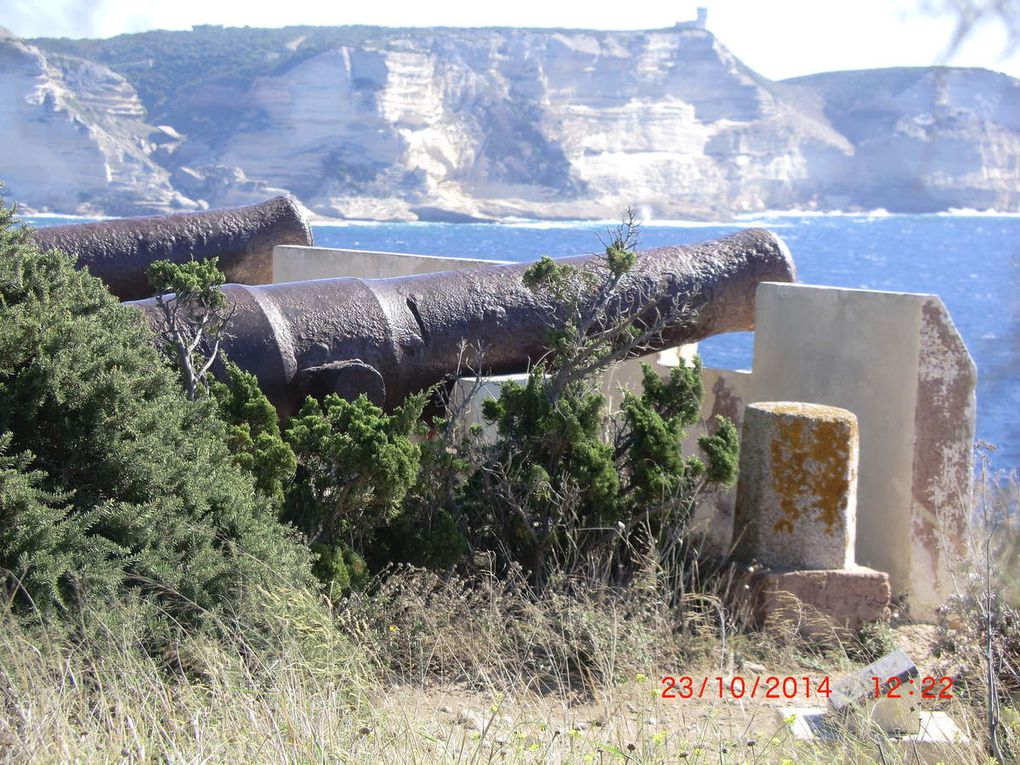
[2,0,1019,81]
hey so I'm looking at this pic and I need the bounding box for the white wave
[636,218,748,228]
[21,213,107,223]
[465,217,779,229]
[308,219,391,227]
[937,208,1020,218]
[737,208,896,220]
[496,217,625,229]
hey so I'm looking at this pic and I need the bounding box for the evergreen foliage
[146,258,232,400]
[283,392,425,588]
[146,258,296,508]
[0,191,738,606]
[0,197,309,621]
[211,359,297,508]
[0,434,123,613]
[310,542,369,594]
[146,257,227,307]
[470,215,740,587]
[369,413,474,572]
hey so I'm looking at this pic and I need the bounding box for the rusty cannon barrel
[129,228,795,418]
[30,197,313,300]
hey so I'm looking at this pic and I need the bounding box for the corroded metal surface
[130,228,796,417]
[31,197,313,300]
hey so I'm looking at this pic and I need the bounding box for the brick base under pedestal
[738,565,891,634]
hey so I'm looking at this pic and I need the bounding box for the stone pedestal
[740,565,891,633]
[733,402,859,570]
[731,400,891,632]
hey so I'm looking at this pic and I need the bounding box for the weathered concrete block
[681,366,754,556]
[781,707,970,759]
[830,649,922,735]
[751,285,975,615]
[869,696,923,736]
[734,402,859,570]
[272,244,508,283]
[911,299,975,613]
[741,565,891,634]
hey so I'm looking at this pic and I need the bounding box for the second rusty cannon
[129,228,796,418]
[31,196,312,300]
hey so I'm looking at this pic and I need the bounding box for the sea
[25,212,1020,469]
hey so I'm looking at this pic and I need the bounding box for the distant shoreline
[20,208,1020,228]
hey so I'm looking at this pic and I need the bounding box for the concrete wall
[750,286,920,594]
[273,244,509,283]
[597,283,976,614]
[747,283,975,614]
[686,367,755,555]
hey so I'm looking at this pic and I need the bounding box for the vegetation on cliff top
[34,25,411,127]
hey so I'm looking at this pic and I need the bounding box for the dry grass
[0,558,998,765]
[931,452,1020,762]
[1,457,1016,764]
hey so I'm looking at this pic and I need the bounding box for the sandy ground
[351,624,981,763]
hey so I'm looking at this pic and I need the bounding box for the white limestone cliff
[783,67,1020,212]
[2,26,1018,219]
[0,36,195,215]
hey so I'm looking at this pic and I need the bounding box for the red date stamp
[660,675,833,700]
[660,675,955,701]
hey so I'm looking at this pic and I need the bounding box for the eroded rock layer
[3,25,1018,218]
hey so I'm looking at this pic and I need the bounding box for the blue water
[25,213,1020,467]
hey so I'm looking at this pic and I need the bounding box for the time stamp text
[660,675,954,700]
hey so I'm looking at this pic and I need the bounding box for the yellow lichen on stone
[769,418,804,534]
[807,419,851,535]
[769,414,850,536]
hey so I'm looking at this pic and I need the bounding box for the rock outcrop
[2,25,1017,219]
[781,67,1020,213]
[0,35,194,215]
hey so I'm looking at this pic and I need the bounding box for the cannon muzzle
[30,197,312,300]
[130,228,795,417]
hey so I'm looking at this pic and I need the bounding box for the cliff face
[201,28,854,220]
[782,67,1020,213]
[0,35,191,215]
[2,26,1018,219]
